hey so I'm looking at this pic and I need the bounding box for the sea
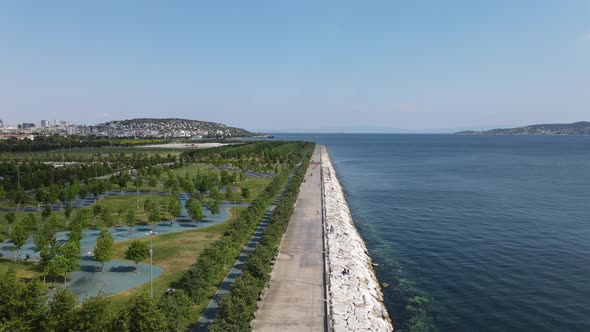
[274,133,590,332]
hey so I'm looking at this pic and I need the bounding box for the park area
[0,199,248,300]
[0,140,314,331]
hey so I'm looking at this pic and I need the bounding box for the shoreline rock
[321,146,393,332]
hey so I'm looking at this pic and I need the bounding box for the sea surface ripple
[277,134,590,332]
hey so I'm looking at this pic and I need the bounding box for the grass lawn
[241,177,272,202]
[0,258,42,281]
[172,163,215,178]
[83,194,172,224]
[107,206,247,326]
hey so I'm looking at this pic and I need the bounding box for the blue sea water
[278,134,590,332]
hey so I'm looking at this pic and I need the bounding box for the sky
[0,1,589,133]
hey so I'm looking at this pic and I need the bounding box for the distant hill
[455,121,590,136]
[98,118,254,137]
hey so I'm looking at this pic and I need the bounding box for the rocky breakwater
[321,146,393,331]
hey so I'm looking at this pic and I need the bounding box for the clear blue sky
[0,1,588,132]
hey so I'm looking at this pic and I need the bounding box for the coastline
[321,145,393,331]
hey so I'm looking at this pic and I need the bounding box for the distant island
[455,121,590,135]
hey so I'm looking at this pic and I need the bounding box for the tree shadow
[80,265,100,272]
[110,265,136,273]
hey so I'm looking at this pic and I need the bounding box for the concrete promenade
[252,145,325,332]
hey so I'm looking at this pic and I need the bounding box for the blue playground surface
[1,200,248,301]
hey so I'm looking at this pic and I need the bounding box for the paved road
[252,145,325,332]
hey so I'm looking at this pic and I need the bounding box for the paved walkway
[252,145,325,332]
[192,164,302,332]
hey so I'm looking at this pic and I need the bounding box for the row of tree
[209,147,311,331]
[0,135,171,153]
[0,268,193,332]
[0,149,181,197]
[181,141,312,174]
[170,144,313,329]
[174,168,292,303]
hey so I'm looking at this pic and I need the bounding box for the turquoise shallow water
[277,134,590,332]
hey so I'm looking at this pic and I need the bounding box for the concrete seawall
[321,146,393,332]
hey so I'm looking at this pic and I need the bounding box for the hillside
[455,121,590,135]
[98,118,254,137]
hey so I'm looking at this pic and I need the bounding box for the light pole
[232,182,237,223]
[136,170,140,209]
[144,230,158,299]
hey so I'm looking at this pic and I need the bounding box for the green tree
[48,254,68,285]
[33,221,55,251]
[148,205,161,225]
[71,295,111,332]
[101,207,114,228]
[49,184,61,205]
[23,213,38,233]
[158,290,193,332]
[69,212,86,242]
[59,237,81,285]
[126,209,136,237]
[112,293,167,332]
[117,174,130,192]
[126,209,136,226]
[144,197,156,214]
[36,187,50,203]
[125,240,149,273]
[4,211,16,236]
[219,170,230,186]
[11,223,28,262]
[148,176,158,188]
[78,185,89,200]
[209,187,221,200]
[94,228,114,273]
[135,173,143,191]
[164,171,177,191]
[231,172,239,184]
[167,192,181,221]
[39,237,59,284]
[92,204,102,226]
[65,183,79,203]
[117,207,124,225]
[186,197,204,222]
[44,288,76,332]
[0,269,46,331]
[41,204,52,220]
[64,203,73,225]
[241,187,250,199]
[206,199,221,215]
[10,188,29,212]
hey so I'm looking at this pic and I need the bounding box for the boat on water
[267,135,275,139]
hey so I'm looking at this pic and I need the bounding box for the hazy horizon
[1,1,589,132]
